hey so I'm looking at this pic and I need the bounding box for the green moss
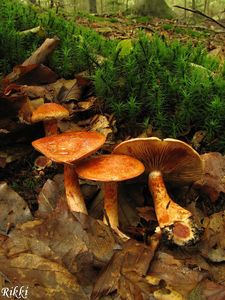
[162,23,174,30]
[134,16,153,23]
[0,0,225,152]
[0,0,116,77]
[94,34,225,151]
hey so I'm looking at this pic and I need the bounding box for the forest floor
[75,14,225,55]
[0,14,225,300]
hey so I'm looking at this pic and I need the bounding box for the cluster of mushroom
[31,103,203,246]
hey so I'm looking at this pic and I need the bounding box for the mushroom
[75,154,145,230]
[32,131,106,214]
[31,103,69,136]
[113,137,203,246]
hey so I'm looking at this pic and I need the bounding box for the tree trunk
[135,0,174,18]
[204,0,210,15]
[100,0,103,14]
[50,0,54,8]
[89,0,97,13]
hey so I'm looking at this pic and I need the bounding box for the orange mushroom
[75,154,145,230]
[32,131,106,214]
[31,103,69,136]
[113,137,203,246]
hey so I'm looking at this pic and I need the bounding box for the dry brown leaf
[3,64,38,85]
[90,114,113,138]
[188,278,225,300]
[35,179,63,218]
[208,46,224,62]
[194,152,225,202]
[51,78,82,103]
[2,201,122,289]
[75,74,92,89]
[0,182,33,233]
[149,252,207,298]
[0,253,88,300]
[191,130,207,150]
[18,97,35,124]
[77,96,96,111]
[200,211,225,262]
[58,120,84,133]
[4,64,58,86]
[118,184,142,231]
[20,85,52,100]
[0,145,32,168]
[92,237,160,300]
[137,206,157,222]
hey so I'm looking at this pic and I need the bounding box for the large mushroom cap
[75,154,145,182]
[113,137,203,184]
[32,131,106,164]
[31,103,69,123]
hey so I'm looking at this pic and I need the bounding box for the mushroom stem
[43,120,58,136]
[148,170,200,246]
[64,164,88,214]
[148,171,192,228]
[103,182,119,229]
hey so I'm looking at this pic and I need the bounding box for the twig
[23,37,60,66]
[174,5,225,30]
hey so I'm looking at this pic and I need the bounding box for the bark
[89,0,97,13]
[135,0,174,18]
[204,0,210,15]
[184,0,187,19]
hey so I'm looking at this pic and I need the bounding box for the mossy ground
[0,0,225,152]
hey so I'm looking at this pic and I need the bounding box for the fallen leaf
[116,39,133,58]
[20,85,52,100]
[90,114,113,139]
[191,130,207,150]
[149,252,207,298]
[194,152,225,202]
[188,278,225,300]
[92,237,160,299]
[4,64,58,86]
[137,206,157,222]
[51,78,81,103]
[77,96,96,111]
[200,211,225,262]
[3,201,122,289]
[0,253,88,300]
[35,179,62,218]
[0,146,31,168]
[18,97,35,124]
[0,182,33,233]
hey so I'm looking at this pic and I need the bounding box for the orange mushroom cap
[32,131,106,164]
[31,103,69,123]
[75,154,145,182]
[113,137,203,184]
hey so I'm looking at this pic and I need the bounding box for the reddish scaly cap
[75,154,145,182]
[31,103,69,123]
[32,131,106,164]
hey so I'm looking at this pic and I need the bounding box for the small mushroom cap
[32,131,106,164]
[31,103,69,123]
[75,154,145,182]
[113,137,203,184]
